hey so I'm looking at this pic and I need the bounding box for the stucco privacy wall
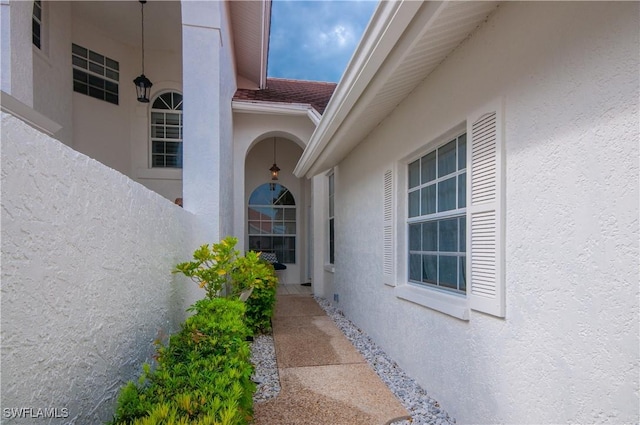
[331,2,639,424]
[1,113,206,423]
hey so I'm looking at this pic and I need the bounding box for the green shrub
[109,298,255,425]
[173,237,278,335]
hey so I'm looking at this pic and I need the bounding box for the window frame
[72,43,119,105]
[247,183,297,264]
[327,170,335,267]
[149,91,183,169]
[394,124,471,321]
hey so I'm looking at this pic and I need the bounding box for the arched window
[248,183,296,263]
[150,91,183,168]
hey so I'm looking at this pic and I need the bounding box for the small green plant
[109,298,255,425]
[173,236,278,334]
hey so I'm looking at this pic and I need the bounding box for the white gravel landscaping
[250,296,456,425]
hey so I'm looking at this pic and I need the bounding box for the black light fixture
[133,0,152,102]
[269,137,280,180]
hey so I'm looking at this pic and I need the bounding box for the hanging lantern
[133,0,152,102]
[270,137,280,180]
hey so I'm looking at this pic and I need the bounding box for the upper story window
[408,133,467,294]
[72,44,119,105]
[151,92,183,168]
[248,183,296,264]
[32,0,42,49]
[328,172,335,265]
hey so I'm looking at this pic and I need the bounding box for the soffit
[71,1,182,53]
[228,0,270,89]
[299,1,500,177]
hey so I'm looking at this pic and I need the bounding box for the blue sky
[268,0,378,83]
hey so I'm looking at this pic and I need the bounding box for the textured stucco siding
[1,113,206,423]
[331,2,638,424]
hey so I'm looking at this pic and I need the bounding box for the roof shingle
[233,78,337,115]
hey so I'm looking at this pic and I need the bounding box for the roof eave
[293,0,426,178]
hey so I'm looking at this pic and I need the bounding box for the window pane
[165,155,179,168]
[72,44,87,57]
[409,254,421,282]
[166,114,180,126]
[422,255,437,284]
[248,221,261,234]
[152,155,164,167]
[33,2,41,20]
[105,81,118,94]
[438,140,457,177]
[459,216,466,253]
[105,69,119,81]
[151,113,165,125]
[105,57,119,71]
[459,257,466,292]
[152,126,164,138]
[439,256,458,289]
[421,151,436,184]
[73,81,88,95]
[408,190,420,218]
[409,224,421,251]
[89,86,104,100]
[421,184,436,215]
[458,134,467,170]
[329,218,335,264]
[458,173,466,209]
[87,74,104,89]
[105,92,118,105]
[284,222,296,234]
[89,50,104,65]
[421,221,437,252]
[72,56,88,69]
[89,62,104,76]
[166,127,180,139]
[165,142,180,155]
[283,208,296,220]
[152,141,165,154]
[437,177,456,212]
[73,68,88,83]
[438,218,458,252]
[408,159,420,189]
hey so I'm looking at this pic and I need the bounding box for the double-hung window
[408,133,467,294]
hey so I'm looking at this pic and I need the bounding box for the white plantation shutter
[383,169,395,286]
[467,100,505,317]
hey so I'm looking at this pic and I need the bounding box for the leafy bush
[109,298,255,425]
[173,237,278,335]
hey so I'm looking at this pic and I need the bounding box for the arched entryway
[244,136,311,285]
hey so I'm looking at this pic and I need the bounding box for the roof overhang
[294,0,500,178]
[232,100,322,126]
[228,0,271,90]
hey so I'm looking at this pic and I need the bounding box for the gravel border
[250,296,456,425]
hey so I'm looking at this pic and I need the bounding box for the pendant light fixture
[133,0,152,102]
[269,137,280,180]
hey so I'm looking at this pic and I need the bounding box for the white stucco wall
[7,0,33,107]
[329,2,639,423]
[1,113,206,423]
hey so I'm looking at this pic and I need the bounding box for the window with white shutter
[467,99,505,317]
[383,169,395,285]
[395,100,504,320]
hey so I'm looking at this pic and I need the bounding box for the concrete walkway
[252,291,410,425]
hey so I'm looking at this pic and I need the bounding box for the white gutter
[232,100,322,126]
[293,0,424,178]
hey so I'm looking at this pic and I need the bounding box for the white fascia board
[293,0,424,179]
[232,100,321,126]
[259,0,271,89]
